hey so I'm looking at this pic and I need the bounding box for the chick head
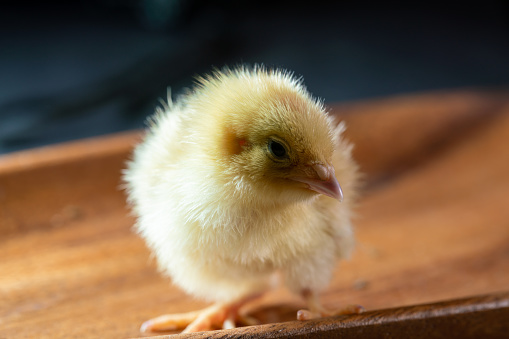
[189,67,343,206]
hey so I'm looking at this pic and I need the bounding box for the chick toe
[140,309,202,332]
[297,290,365,321]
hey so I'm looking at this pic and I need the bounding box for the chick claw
[297,290,365,321]
[297,304,365,321]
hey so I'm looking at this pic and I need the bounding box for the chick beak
[291,164,344,202]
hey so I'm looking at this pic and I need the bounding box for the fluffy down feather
[124,66,358,325]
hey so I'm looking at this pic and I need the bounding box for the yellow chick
[123,66,360,333]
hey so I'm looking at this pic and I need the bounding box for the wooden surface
[1,89,509,338]
[162,291,509,339]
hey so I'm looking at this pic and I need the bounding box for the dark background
[1,1,508,154]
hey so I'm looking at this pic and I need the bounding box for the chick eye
[268,139,287,159]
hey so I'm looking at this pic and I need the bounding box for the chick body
[124,67,358,328]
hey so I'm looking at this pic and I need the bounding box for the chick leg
[141,293,261,333]
[296,289,365,321]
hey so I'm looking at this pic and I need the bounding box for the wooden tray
[1,89,509,338]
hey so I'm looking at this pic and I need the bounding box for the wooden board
[1,89,509,338]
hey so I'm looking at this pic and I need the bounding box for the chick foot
[141,295,261,333]
[296,289,365,321]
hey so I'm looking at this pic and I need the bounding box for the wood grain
[1,89,509,338]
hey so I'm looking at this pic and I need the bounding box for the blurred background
[1,1,508,154]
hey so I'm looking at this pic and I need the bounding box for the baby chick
[124,66,360,333]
